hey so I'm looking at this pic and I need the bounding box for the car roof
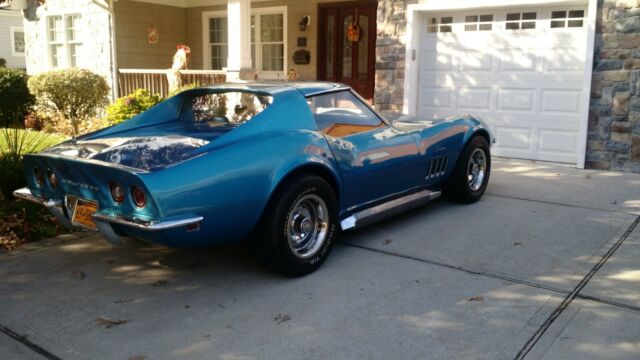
[200,81,350,97]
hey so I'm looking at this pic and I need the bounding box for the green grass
[0,128,67,154]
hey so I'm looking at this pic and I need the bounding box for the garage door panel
[538,129,577,154]
[497,88,536,112]
[419,87,452,108]
[457,87,492,110]
[459,51,494,71]
[540,89,582,114]
[494,126,533,151]
[499,50,538,72]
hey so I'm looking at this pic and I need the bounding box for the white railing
[117,69,227,98]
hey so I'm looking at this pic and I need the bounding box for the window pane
[506,13,520,21]
[13,31,25,53]
[440,16,453,24]
[191,91,273,125]
[48,16,62,43]
[569,10,584,18]
[326,14,334,78]
[479,23,492,31]
[440,25,452,32]
[260,14,283,42]
[465,24,478,31]
[506,22,520,30]
[522,12,537,20]
[342,15,352,78]
[550,20,565,28]
[69,43,80,67]
[67,14,81,42]
[522,21,535,29]
[357,14,369,79]
[262,44,283,71]
[50,44,63,67]
[465,15,478,23]
[209,17,228,44]
[308,91,383,137]
[552,11,567,19]
[479,14,493,22]
[211,44,228,70]
[568,19,583,27]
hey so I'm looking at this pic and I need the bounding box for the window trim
[202,6,288,79]
[45,13,82,68]
[10,26,24,57]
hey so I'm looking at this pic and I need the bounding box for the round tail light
[131,186,146,208]
[47,170,58,189]
[34,167,45,186]
[110,182,124,203]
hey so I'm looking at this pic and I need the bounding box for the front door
[318,1,377,102]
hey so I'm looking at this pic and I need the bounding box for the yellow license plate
[71,199,99,230]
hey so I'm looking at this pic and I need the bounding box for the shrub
[106,89,162,125]
[0,68,34,127]
[0,125,63,199]
[28,69,110,135]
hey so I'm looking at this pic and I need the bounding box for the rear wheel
[444,136,491,203]
[251,175,338,276]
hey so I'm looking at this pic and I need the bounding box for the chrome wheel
[286,194,329,259]
[467,148,487,191]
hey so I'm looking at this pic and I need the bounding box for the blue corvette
[15,82,493,275]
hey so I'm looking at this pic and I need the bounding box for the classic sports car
[15,82,493,275]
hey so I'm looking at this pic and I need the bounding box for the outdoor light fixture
[299,15,310,31]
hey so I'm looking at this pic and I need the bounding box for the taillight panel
[131,186,146,208]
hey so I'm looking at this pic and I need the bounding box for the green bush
[0,68,34,127]
[0,126,65,200]
[28,69,110,135]
[106,89,162,125]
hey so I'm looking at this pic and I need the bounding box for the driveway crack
[513,215,640,360]
[0,323,63,360]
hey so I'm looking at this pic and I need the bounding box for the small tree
[28,69,110,135]
[106,89,163,125]
[0,68,34,127]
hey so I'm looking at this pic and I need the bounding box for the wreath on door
[346,9,360,42]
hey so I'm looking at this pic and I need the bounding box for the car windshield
[188,91,273,127]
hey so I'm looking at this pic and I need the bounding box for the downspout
[108,0,118,100]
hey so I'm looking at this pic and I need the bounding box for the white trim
[0,9,23,17]
[129,0,273,8]
[202,6,288,79]
[9,26,24,57]
[403,0,597,169]
[201,10,227,71]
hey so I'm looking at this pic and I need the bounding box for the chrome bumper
[13,187,203,245]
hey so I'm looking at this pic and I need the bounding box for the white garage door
[417,6,588,163]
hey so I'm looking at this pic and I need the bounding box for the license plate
[71,199,99,230]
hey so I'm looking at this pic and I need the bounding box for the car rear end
[15,153,202,245]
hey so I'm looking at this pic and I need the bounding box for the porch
[112,0,380,101]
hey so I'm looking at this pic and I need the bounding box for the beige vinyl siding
[0,11,26,69]
[114,0,187,69]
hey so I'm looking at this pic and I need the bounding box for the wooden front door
[318,1,377,102]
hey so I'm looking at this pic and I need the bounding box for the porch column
[227,0,253,81]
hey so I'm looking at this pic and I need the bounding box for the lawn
[0,128,67,154]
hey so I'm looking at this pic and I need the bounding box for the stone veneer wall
[588,0,640,172]
[23,0,115,96]
[374,0,407,115]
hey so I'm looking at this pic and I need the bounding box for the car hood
[43,122,233,171]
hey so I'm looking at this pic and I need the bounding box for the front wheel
[444,136,491,203]
[251,175,338,276]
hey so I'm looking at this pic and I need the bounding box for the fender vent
[426,157,448,179]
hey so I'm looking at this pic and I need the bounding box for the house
[10,0,640,172]
[0,8,25,68]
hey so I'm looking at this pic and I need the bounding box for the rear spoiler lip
[26,153,151,174]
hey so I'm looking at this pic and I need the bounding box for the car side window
[307,91,385,137]
[186,91,273,127]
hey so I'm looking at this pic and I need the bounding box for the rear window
[187,91,273,127]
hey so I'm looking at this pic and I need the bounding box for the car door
[307,90,424,210]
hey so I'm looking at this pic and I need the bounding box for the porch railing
[117,69,227,98]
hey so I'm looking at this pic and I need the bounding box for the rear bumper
[13,187,203,245]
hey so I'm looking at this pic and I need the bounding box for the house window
[205,8,286,77]
[551,10,585,28]
[47,14,82,68]
[506,12,537,30]
[255,14,284,72]
[427,16,453,33]
[464,15,493,31]
[10,27,24,56]
[208,17,228,70]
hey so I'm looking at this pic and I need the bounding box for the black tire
[250,175,338,276]
[444,136,491,204]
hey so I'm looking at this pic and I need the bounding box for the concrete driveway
[1,159,639,360]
